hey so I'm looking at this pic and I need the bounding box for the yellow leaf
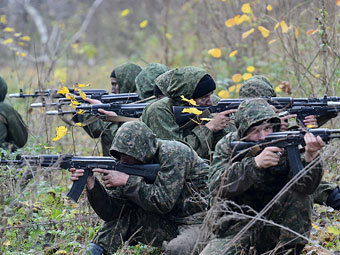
[315,74,321,78]
[241,3,252,14]
[266,5,272,11]
[120,9,130,17]
[181,108,203,115]
[225,18,236,28]
[312,223,320,231]
[242,73,252,80]
[208,48,222,58]
[229,50,237,57]
[3,38,13,45]
[294,26,299,38]
[337,0,340,6]
[0,15,7,24]
[228,85,236,92]
[66,94,75,100]
[57,86,70,95]
[56,250,67,254]
[20,36,31,41]
[280,20,289,33]
[180,95,198,106]
[139,20,148,28]
[14,33,21,37]
[3,240,10,246]
[76,110,85,115]
[232,73,242,83]
[52,126,68,142]
[236,14,250,24]
[246,66,255,72]
[18,42,27,46]
[44,146,55,149]
[165,33,172,39]
[78,89,87,100]
[75,122,84,127]
[236,83,242,92]
[268,39,277,45]
[274,22,280,30]
[70,99,81,106]
[200,118,212,121]
[258,26,270,38]
[3,27,14,32]
[327,226,339,236]
[306,29,318,35]
[218,90,230,99]
[54,68,67,84]
[275,85,282,93]
[77,83,90,88]
[233,15,241,25]
[242,28,254,39]
[20,52,26,57]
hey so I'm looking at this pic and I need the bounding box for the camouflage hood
[239,75,276,98]
[114,63,142,93]
[166,66,207,105]
[0,76,8,102]
[110,121,158,163]
[135,63,168,99]
[235,98,281,139]
[154,69,174,97]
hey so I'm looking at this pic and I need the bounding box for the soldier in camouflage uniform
[70,121,210,255]
[142,66,236,160]
[0,75,28,151]
[239,77,340,210]
[73,63,142,156]
[200,98,324,254]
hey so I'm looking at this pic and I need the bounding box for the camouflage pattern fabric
[238,76,277,98]
[0,76,28,150]
[154,69,175,97]
[203,98,323,254]
[114,63,142,93]
[135,63,168,99]
[87,121,210,254]
[142,66,226,160]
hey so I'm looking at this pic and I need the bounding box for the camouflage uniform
[239,77,339,210]
[0,76,28,151]
[73,63,142,156]
[142,66,226,160]
[200,99,323,255]
[87,121,210,254]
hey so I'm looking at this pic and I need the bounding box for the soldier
[0,75,28,151]
[142,66,236,160]
[239,77,340,210]
[70,121,210,255]
[73,63,142,156]
[201,98,324,254]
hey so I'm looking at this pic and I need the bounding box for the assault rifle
[230,128,340,176]
[9,88,108,99]
[0,154,159,202]
[173,96,340,126]
[31,93,140,108]
[46,103,147,119]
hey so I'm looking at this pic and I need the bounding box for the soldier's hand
[304,133,325,162]
[69,168,95,190]
[205,109,237,132]
[98,108,118,117]
[93,168,129,188]
[280,114,297,131]
[254,147,283,169]
[303,115,318,128]
[86,98,102,105]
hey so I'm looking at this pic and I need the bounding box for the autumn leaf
[312,223,320,231]
[279,81,292,94]
[242,28,254,39]
[76,110,86,115]
[57,86,70,95]
[236,83,242,92]
[0,15,7,24]
[208,48,222,58]
[14,33,21,37]
[77,83,90,88]
[3,240,10,246]
[44,146,55,149]
[78,89,87,100]
[275,86,282,93]
[200,118,212,121]
[306,29,318,35]
[268,39,277,45]
[315,74,321,78]
[181,95,198,106]
[165,33,172,39]
[274,22,280,30]
[18,42,27,47]
[258,26,270,38]
[3,38,13,45]
[3,27,14,32]
[56,250,67,254]
[52,126,68,142]
[20,36,31,41]
[266,5,272,11]
[241,3,252,14]
[66,94,75,100]
[232,73,242,83]
[75,122,84,127]
[294,26,299,38]
[140,20,148,28]
[181,108,203,115]
[229,50,237,57]
[120,9,130,17]
[225,18,236,28]
[218,90,230,99]
[246,66,255,72]
[337,0,340,6]
[242,73,252,80]
[280,21,289,33]
[228,85,236,92]
[327,226,339,236]
[235,14,250,25]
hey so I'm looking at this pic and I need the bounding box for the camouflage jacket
[0,76,28,150]
[142,67,226,160]
[87,121,210,223]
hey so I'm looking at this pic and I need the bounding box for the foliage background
[1,0,340,254]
